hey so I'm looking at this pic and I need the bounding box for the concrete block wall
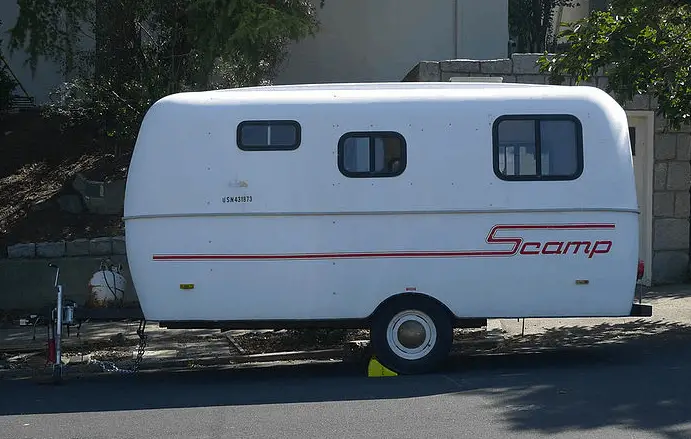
[406,53,691,284]
[6,236,127,259]
[0,236,138,311]
[653,131,691,283]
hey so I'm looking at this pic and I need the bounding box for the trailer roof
[156,81,606,106]
[222,81,548,91]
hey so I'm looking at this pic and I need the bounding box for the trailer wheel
[370,295,453,375]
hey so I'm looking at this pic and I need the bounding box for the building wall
[275,0,508,85]
[275,0,450,84]
[0,2,65,104]
[405,54,691,285]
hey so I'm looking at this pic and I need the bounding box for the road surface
[2,320,691,439]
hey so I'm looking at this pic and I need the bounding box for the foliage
[7,0,324,144]
[187,0,322,88]
[8,0,96,77]
[0,19,19,115]
[538,0,691,130]
[41,78,154,144]
[509,0,581,52]
[0,70,16,114]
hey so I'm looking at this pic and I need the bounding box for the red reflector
[637,260,644,279]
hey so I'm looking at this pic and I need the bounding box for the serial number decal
[222,195,253,203]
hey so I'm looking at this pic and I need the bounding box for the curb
[228,348,345,364]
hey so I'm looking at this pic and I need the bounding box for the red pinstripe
[152,223,616,261]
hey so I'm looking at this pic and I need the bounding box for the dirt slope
[0,111,128,251]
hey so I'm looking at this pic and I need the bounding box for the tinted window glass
[237,121,300,151]
[494,115,583,180]
[338,132,406,178]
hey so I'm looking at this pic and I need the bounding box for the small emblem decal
[229,179,248,188]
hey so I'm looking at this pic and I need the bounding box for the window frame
[492,114,584,181]
[237,120,301,151]
[337,131,407,178]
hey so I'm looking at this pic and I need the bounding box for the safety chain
[88,320,148,374]
[130,323,148,373]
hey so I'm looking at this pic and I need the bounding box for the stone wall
[0,236,137,311]
[6,236,126,259]
[653,132,691,283]
[404,53,691,285]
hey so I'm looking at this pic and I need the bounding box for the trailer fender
[368,292,454,322]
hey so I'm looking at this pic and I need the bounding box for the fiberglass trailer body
[124,82,652,374]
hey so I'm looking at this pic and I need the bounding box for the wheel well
[368,293,454,322]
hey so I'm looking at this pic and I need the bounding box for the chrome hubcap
[386,310,437,360]
[397,320,426,349]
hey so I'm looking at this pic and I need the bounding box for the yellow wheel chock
[367,356,398,377]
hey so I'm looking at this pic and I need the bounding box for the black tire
[369,295,453,375]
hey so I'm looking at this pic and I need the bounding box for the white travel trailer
[123,82,652,374]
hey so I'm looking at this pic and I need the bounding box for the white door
[627,114,653,286]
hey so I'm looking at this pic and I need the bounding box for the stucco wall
[404,53,691,285]
[273,0,509,84]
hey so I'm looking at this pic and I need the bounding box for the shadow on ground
[455,321,691,439]
[1,319,690,438]
[644,284,691,300]
[492,318,691,353]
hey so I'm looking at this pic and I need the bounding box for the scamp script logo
[486,224,614,259]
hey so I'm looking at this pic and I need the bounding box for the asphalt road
[2,326,691,439]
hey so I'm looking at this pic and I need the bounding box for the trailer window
[237,120,301,151]
[338,132,406,178]
[493,115,583,181]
